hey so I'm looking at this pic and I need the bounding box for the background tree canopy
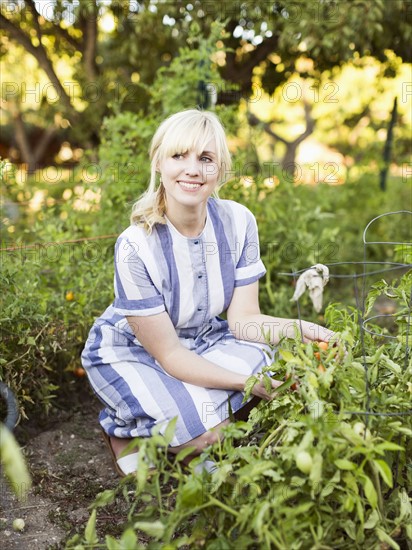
[1,0,411,170]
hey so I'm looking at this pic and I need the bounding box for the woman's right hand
[251,378,284,401]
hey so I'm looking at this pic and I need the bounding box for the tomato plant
[68,272,411,549]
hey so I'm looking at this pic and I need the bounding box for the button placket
[192,238,208,323]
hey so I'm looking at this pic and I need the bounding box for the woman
[81,109,333,476]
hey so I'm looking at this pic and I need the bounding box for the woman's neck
[166,204,208,238]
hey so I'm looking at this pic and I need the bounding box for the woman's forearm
[161,345,248,391]
[229,314,333,345]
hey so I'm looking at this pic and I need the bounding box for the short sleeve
[113,237,166,316]
[234,209,266,287]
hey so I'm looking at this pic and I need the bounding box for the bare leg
[109,398,260,461]
[168,418,230,456]
[109,435,134,459]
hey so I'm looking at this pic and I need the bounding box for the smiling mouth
[178,181,203,190]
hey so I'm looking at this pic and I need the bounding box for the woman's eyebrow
[201,150,216,157]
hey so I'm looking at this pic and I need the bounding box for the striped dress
[81,198,274,446]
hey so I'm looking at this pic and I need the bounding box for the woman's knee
[170,419,229,455]
[196,428,221,450]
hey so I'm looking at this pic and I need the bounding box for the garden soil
[1,386,120,550]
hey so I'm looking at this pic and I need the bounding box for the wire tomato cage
[278,211,412,429]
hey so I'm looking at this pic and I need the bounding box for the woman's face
[159,139,219,210]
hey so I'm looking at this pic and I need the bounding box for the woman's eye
[172,153,184,159]
[200,156,213,162]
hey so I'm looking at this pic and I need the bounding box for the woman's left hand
[300,320,337,344]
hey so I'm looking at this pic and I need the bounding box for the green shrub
[67,273,412,549]
[0,195,114,417]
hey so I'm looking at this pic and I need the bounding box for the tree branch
[49,24,81,51]
[0,11,76,117]
[12,111,34,169]
[33,125,58,165]
[25,0,42,39]
[223,33,280,92]
[0,12,40,60]
[247,113,290,145]
[82,4,98,81]
[293,101,315,146]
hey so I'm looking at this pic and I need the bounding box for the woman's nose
[184,154,200,176]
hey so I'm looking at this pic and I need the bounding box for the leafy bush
[67,273,411,549]
[0,192,114,417]
[0,423,31,501]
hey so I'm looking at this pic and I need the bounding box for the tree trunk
[82,4,98,82]
[282,142,300,179]
[12,111,37,173]
[379,97,398,192]
[248,101,315,182]
[9,103,58,173]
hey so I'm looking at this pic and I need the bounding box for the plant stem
[258,422,287,458]
[208,496,239,516]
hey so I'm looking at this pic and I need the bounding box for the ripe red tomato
[74,367,86,378]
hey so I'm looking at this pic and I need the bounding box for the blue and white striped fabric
[81,198,274,446]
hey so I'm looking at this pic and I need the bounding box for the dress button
[194,240,199,245]
[197,307,202,311]
[198,274,202,279]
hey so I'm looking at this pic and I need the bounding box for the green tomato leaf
[309,453,323,484]
[134,520,165,540]
[163,417,177,446]
[343,519,357,540]
[360,475,378,509]
[373,459,393,488]
[334,459,357,470]
[363,509,379,529]
[178,477,204,508]
[0,424,31,500]
[105,535,120,550]
[398,488,412,522]
[85,509,98,546]
[382,355,402,375]
[340,425,368,446]
[279,349,297,363]
[119,528,138,549]
[93,489,116,508]
[244,375,259,399]
[252,501,270,534]
[375,528,401,550]
[174,446,197,463]
[374,441,404,452]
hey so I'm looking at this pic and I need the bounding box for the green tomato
[13,518,25,531]
[353,422,371,440]
[295,451,313,474]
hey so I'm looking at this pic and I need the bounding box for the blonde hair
[130,109,232,232]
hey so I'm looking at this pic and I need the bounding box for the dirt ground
[1,386,121,550]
